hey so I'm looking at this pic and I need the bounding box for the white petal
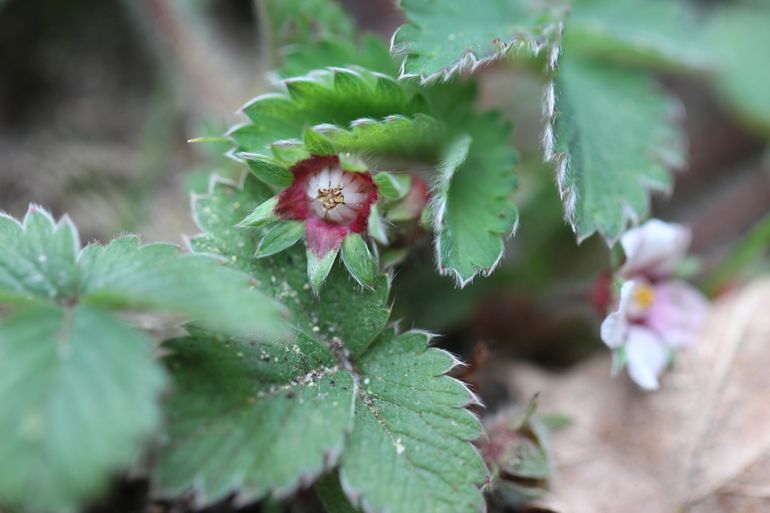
[344,190,366,205]
[318,167,330,188]
[600,280,637,348]
[619,219,691,279]
[625,326,669,390]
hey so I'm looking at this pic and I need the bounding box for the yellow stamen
[633,284,656,310]
[317,186,345,210]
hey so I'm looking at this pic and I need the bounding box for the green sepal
[368,205,389,245]
[238,197,279,227]
[307,246,339,294]
[255,221,305,258]
[341,234,376,287]
[374,172,411,201]
[244,156,294,188]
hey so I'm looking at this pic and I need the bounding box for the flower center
[632,283,656,311]
[306,165,371,225]
[317,185,346,211]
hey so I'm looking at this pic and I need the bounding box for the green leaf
[0,207,80,304]
[79,236,289,341]
[564,0,712,71]
[239,196,279,227]
[229,67,427,157]
[0,306,164,513]
[339,329,487,513]
[156,328,355,503]
[256,220,306,258]
[169,175,489,508]
[544,55,686,243]
[341,234,376,287]
[393,0,563,81]
[433,116,519,286]
[310,114,444,160]
[707,4,770,133]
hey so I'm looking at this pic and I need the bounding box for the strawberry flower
[242,154,379,292]
[601,219,710,390]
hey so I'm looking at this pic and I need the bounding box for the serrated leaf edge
[390,15,564,84]
[540,70,687,245]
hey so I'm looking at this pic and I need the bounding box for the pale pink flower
[601,220,710,390]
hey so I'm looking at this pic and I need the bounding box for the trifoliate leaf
[156,328,355,503]
[707,4,770,133]
[256,220,306,258]
[0,206,80,304]
[339,329,487,513]
[433,116,519,286]
[78,236,289,341]
[565,0,712,71]
[230,67,427,158]
[544,55,686,243]
[392,0,563,81]
[0,306,164,513]
[341,234,376,287]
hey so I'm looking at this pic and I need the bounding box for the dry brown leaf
[495,277,770,513]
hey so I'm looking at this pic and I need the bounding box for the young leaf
[156,328,355,503]
[230,67,428,158]
[433,116,519,286]
[79,236,289,341]
[339,329,487,513]
[544,55,686,243]
[0,306,164,513]
[309,114,444,160]
[392,0,563,81]
[0,206,80,304]
[564,0,712,71]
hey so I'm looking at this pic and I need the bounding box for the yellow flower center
[317,185,345,211]
[633,284,656,311]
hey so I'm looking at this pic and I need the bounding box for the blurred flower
[601,219,710,390]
